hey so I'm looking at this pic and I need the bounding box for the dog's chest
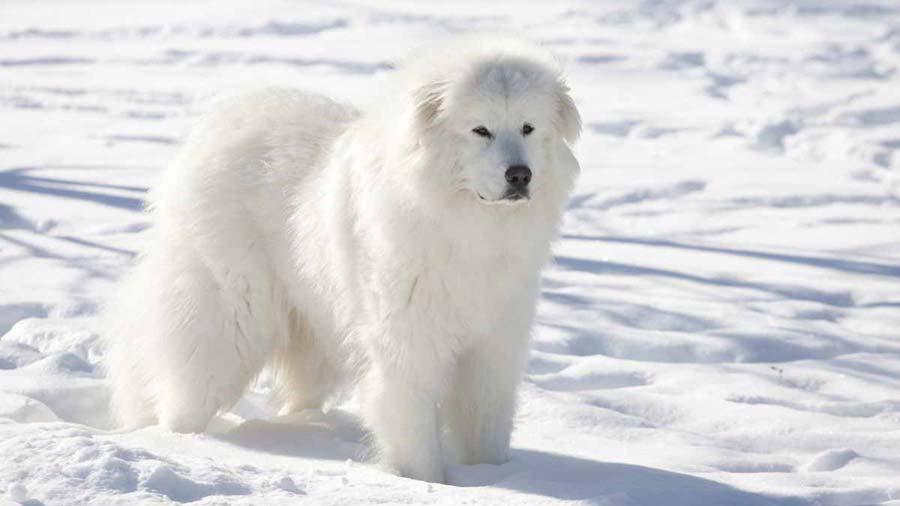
[397,249,539,341]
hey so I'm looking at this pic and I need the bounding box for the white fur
[104,38,581,483]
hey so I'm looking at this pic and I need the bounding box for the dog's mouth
[502,188,530,201]
[476,190,530,205]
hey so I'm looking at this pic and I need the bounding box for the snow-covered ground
[2,0,899,504]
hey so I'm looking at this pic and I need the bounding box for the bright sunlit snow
[2,1,899,505]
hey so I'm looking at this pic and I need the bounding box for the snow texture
[1,0,899,505]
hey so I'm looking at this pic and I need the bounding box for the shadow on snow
[562,234,900,278]
[213,410,805,506]
[0,166,147,211]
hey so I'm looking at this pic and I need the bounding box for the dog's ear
[557,84,581,144]
[412,80,447,128]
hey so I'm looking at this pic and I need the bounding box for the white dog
[105,38,581,483]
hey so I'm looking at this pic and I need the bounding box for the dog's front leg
[363,335,451,483]
[444,336,529,466]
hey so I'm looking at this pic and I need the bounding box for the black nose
[505,165,532,188]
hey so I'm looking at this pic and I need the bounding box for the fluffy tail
[102,256,160,429]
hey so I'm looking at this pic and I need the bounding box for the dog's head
[403,40,581,209]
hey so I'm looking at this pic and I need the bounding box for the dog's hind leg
[152,254,281,433]
[271,311,340,414]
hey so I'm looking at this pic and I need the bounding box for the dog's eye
[472,126,493,139]
[522,123,534,136]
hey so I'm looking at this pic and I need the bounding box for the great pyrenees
[105,38,581,483]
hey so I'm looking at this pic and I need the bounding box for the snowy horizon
[1,1,899,505]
